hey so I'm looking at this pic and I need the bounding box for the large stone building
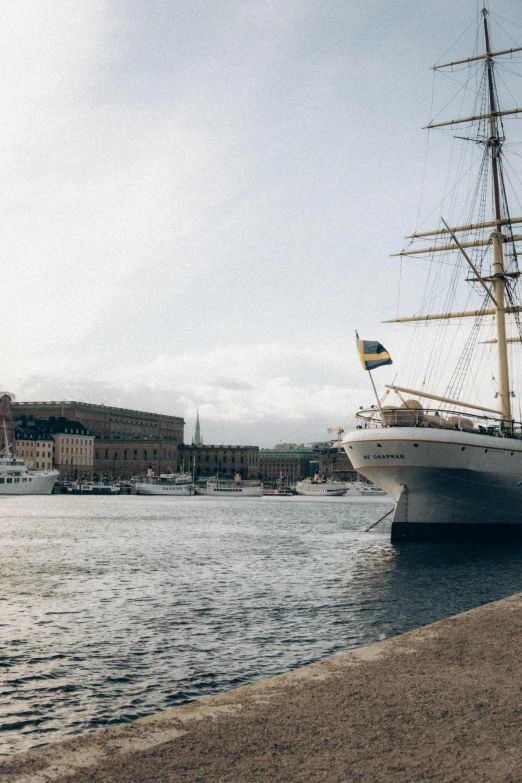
[258,446,316,483]
[179,444,259,479]
[46,418,95,479]
[315,447,357,482]
[15,415,95,478]
[12,401,184,480]
[259,443,357,483]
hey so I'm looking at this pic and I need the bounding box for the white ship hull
[199,485,263,497]
[344,481,386,497]
[0,470,58,495]
[135,472,196,496]
[343,427,522,541]
[295,481,347,496]
[135,483,195,496]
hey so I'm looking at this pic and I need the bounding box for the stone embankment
[2,593,522,783]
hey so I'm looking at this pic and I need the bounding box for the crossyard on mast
[389,5,522,429]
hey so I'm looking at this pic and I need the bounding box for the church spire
[193,409,203,446]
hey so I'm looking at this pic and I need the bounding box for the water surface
[2,494,522,756]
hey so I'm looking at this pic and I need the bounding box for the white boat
[344,481,386,497]
[343,5,522,541]
[68,482,120,495]
[295,479,347,496]
[263,487,294,497]
[135,472,196,496]
[199,476,263,497]
[0,425,58,495]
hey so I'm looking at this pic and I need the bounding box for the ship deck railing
[354,407,522,439]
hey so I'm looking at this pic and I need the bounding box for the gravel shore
[2,592,522,783]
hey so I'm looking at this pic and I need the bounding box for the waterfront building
[315,447,357,483]
[46,418,94,479]
[15,424,54,470]
[15,415,95,479]
[259,446,316,483]
[179,444,259,479]
[12,401,184,480]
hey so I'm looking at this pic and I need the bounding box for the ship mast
[384,4,522,427]
[483,6,511,425]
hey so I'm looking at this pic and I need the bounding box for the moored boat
[198,475,263,497]
[135,472,196,496]
[295,478,347,496]
[68,482,120,495]
[344,481,386,497]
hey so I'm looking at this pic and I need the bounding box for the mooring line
[365,507,394,532]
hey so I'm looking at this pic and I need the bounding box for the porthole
[461,447,465,451]
[511,452,514,456]
[348,446,353,450]
[485,449,488,453]
[413,444,418,448]
[377,444,382,448]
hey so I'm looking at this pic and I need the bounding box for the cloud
[15,342,367,445]
[4,0,519,448]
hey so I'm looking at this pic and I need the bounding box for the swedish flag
[356,332,392,371]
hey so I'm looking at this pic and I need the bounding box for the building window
[114,452,118,461]
[133,450,137,460]
[143,450,147,460]
[95,450,99,460]
[104,449,109,460]
[123,449,128,460]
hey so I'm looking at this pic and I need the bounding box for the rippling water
[2,494,522,756]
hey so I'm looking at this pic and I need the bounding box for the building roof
[183,444,258,450]
[13,400,184,423]
[259,448,315,459]
[17,416,92,436]
[15,425,53,441]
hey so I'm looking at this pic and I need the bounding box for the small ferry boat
[344,481,386,497]
[135,472,197,496]
[262,479,294,497]
[198,475,263,497]
[263,485,294,497]
[68,482,120,495]
[294,478,347,497]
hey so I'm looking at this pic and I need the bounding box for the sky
[2,0,522,446]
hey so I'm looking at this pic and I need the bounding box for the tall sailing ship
[343,5,522,541]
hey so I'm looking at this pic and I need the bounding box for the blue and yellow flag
[356,332,392,372]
